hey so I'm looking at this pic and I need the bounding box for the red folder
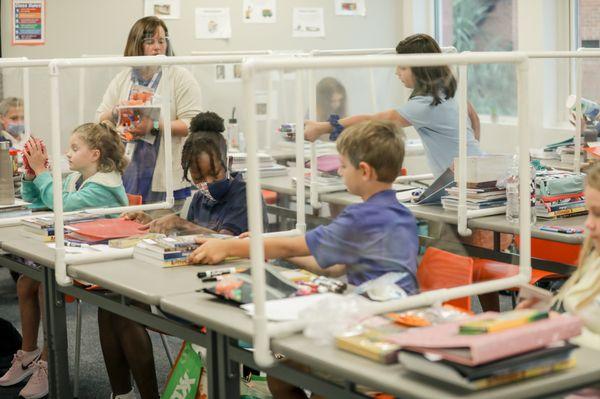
[65,218,145,243]
[387,312,582,366]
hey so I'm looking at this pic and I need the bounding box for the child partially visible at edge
[189,120,419,293]
[0,121,128,399]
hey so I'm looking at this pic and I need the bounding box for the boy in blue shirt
[190,120,419,294]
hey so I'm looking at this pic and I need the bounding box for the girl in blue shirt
[304,33,482,178]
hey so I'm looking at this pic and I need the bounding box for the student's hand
[24,139,48,176]
[188,237,229,265]
[121,211,153,225]
[304,121,331,142]
[140,213,182,234]
[238,231,250,239]
[515,297,540,310]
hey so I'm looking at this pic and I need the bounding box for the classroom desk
[161,292,600,399]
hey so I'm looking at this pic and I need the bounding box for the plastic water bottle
[505,155,536,224]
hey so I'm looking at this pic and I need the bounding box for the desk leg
[205,330,240,399]
[42,267,72,398]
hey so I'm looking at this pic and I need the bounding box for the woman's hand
[121,211,153,225]
[304,121,331,142]
[188,237,230,265]
[23,138,49,176]
[139,213,183,234]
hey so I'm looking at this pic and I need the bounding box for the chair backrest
[515,236,580,267]
[417,247,474,311]
[127,193,143,206]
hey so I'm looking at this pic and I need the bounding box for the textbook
[21,212,104,240]
[458,310,548,335]
[386,313,582,366]
[133,234,233,267]
[399,343,577,390]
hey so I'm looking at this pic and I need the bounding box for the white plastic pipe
[78,67,86,126]
[241,61,272,368]
[22,60,32,138]
[243,51,531,366]
[307,69,321,210]
[457,63,471,236]
[294,72,307,232]
[574,58,582,174]
[48,61,71,286]
[161,66,174,206]
[191,50,273,56]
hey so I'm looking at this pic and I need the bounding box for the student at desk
[519,163,600,351]
[0,121,128,399]
[304,33,482,179]
[189,120,419,399]
[0,97,27,149]
[98,111,254,399]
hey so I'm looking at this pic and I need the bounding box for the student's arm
[304,109,411,142]
[188,235,310,265]
[286,256,347,277]
[468,101,481,141]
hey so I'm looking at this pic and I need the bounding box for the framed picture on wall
[144,0,181,20]
[11,0,45,45]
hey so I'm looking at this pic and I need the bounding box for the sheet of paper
[241,293,339,321]
[242,0,276,23]
[334,0,366,16]
[12,0,45,45]
[144,0,181,19]
[292,8,325,38]
[195,8,232,39]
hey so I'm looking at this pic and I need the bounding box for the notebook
[413,168,455,205]
[65,218,145,243]
[387,312,582,366]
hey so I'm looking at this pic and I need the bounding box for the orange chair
[417,247,474,311]
[261,189,278,205]
[126,193,143,206]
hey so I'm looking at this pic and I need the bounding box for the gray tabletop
[0,226,24,244]
[68,258,252,306]
[160,292,600,399]
[319,192,585,244]
[2,236,57,268]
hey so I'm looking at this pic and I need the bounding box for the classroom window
[573,0,600,100]
[435,0,518,117]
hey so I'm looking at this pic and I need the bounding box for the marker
[65,241,102,251]
[197,267,240,279]
[201,277,219,283]
[540,226,584,234]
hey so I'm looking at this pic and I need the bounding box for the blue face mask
[197,178,231,203]
[6,123,24,137]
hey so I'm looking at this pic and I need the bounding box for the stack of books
[557,145,588,164]
[228,152,287,178]
[392,311,582,390]
[442,185,507,211]
[0,199,31,219]
[133,236,199,267]
[21,212,103,242]
[291,169,347,193]
[133,234,232,267]
[536,172,587,219]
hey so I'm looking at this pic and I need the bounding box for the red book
[65,218,145,243]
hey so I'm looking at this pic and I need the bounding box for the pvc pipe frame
[242,51,532,368]
[47,55,262,286]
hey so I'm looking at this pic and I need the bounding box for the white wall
[0,0,404,151]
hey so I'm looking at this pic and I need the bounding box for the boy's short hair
[0,97,23,117]
[336,120,405,183]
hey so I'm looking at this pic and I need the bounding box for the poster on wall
[144,0,181,20]
[242,0,276,24]
[292,8,325,38]
[195,8,232,39]
[334,0,366,16]
[215,63,242,82]
[12,0,45,45]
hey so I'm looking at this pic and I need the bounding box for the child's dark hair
[182,111,228,182]
[73,121,128,174]
[395,33,457,106]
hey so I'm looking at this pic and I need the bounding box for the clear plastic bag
[354,272,409,301]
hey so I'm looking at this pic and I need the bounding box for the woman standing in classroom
[96,16,202,213]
